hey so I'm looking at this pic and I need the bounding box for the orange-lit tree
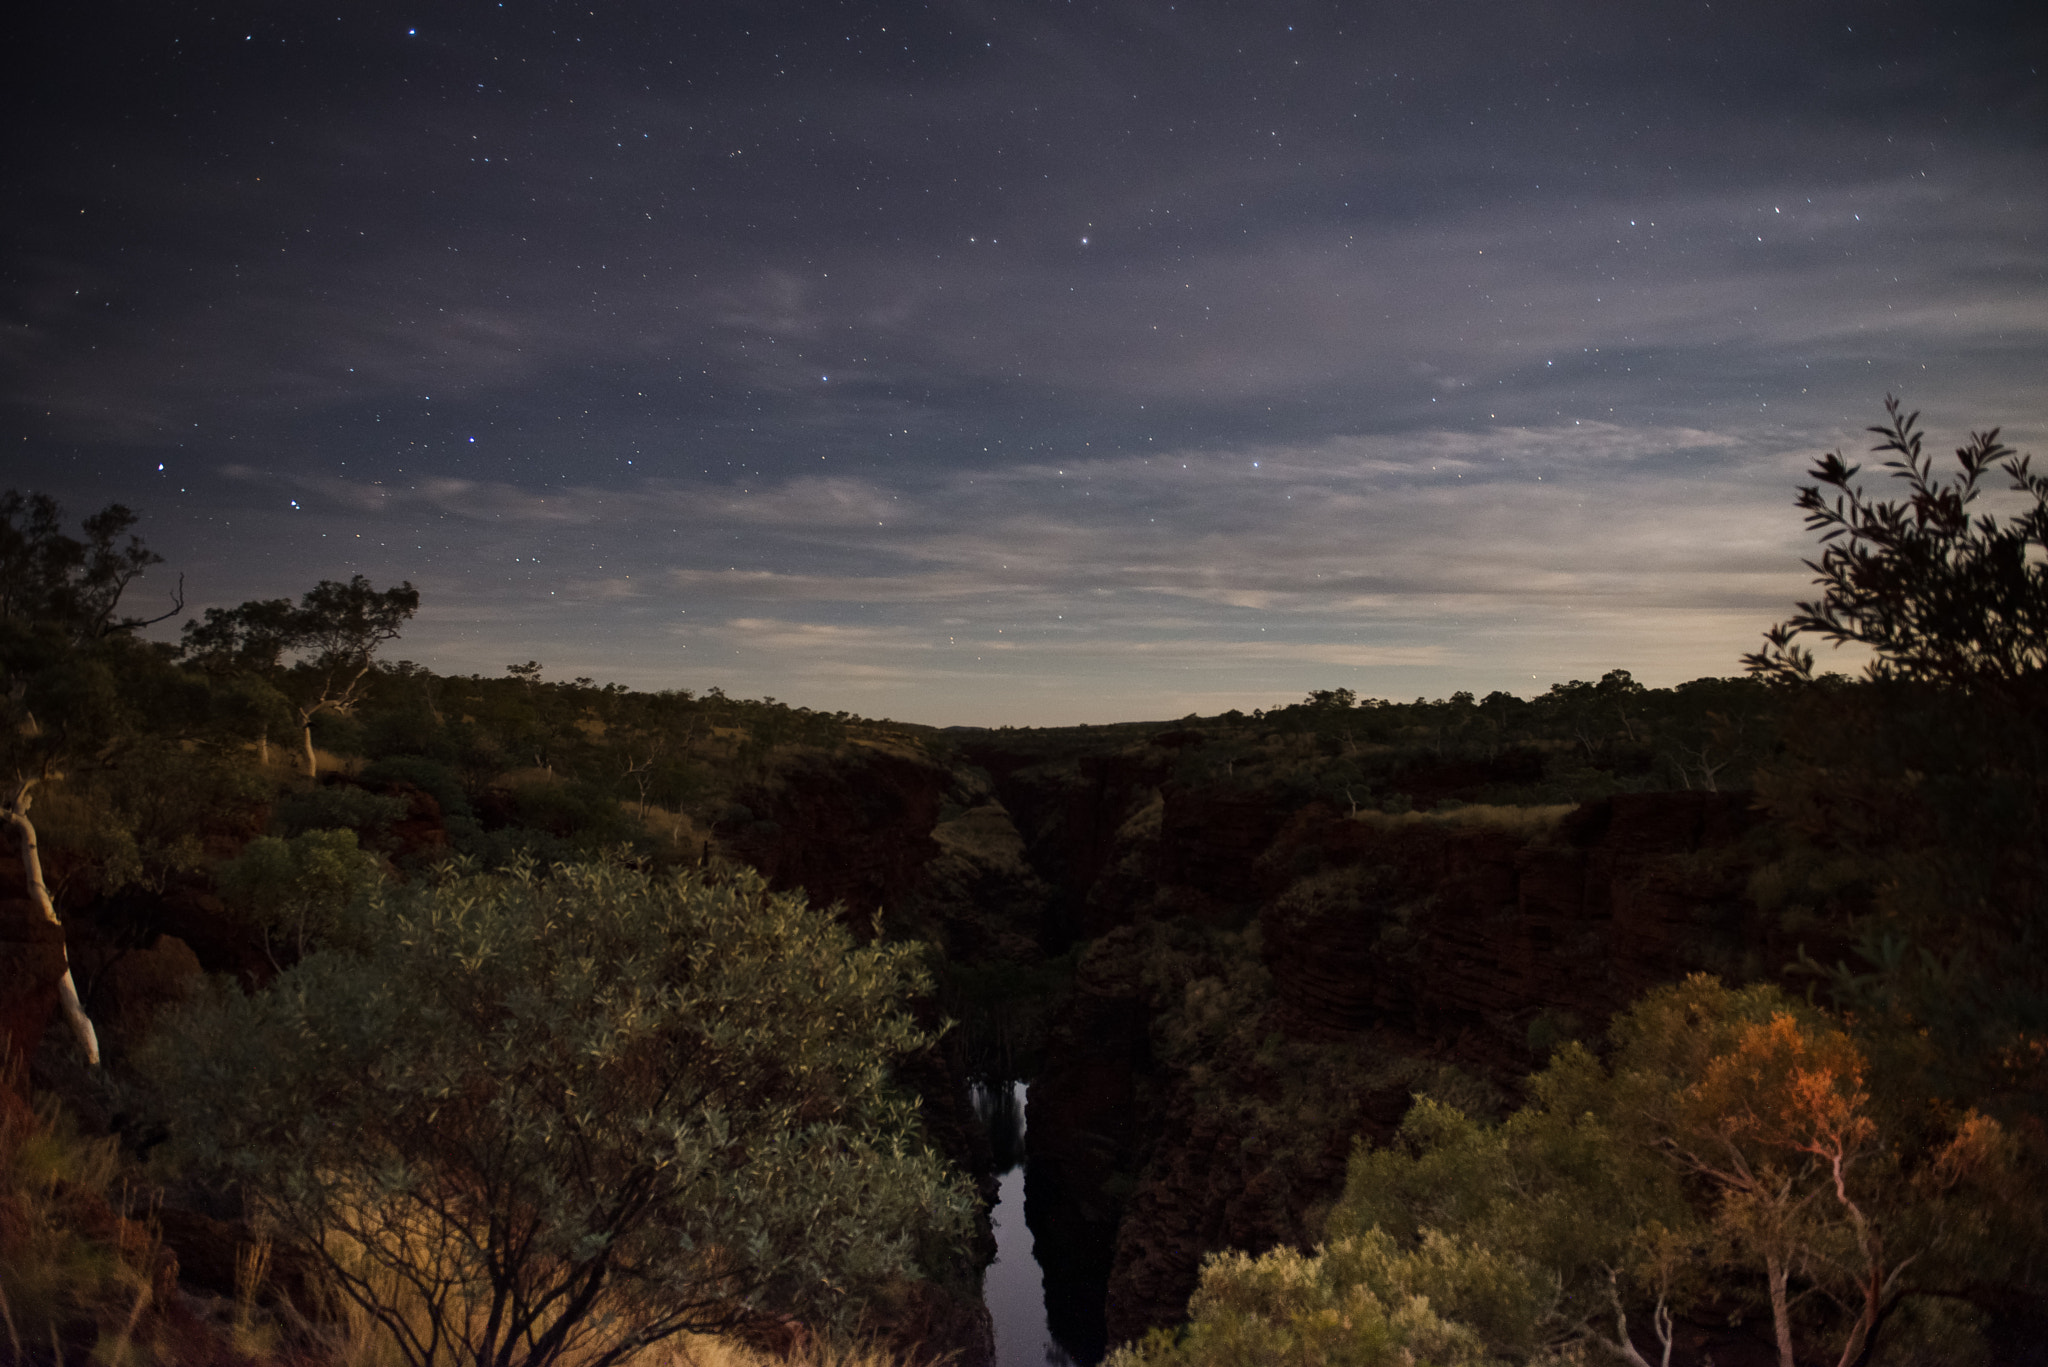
[1124,976,2022,1367]
[1612,976,2014,1367]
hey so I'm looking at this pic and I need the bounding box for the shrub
[140,858,975,1367]
[272,785,410,839]
[1107,1230,1499,1367]
[215,827,386,964]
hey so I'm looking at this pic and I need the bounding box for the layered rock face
[1259,791,1765,1040]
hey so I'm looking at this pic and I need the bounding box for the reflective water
[975,1082,1086,1367]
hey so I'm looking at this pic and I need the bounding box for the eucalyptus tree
[184,575,419,776]
[0,490,190,1064]
[1116,977,2021,1367]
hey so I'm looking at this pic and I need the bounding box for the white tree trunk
[1768,1251,1795,1367]
[4,798,100,1065]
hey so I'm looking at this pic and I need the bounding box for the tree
[0,490,190,1065]
[1604,977,2013,1367]
[0,490,182,644]
[185,575,419,776]
[1122,977,2020,1367]
[0,644,111,1065]
[1744,396,2046,696]
[1325,1084,1700,1367]
[215,827,387,968]
[140,858,975,1367]
[1741,401,2048,1127]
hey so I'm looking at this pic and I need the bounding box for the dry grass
[322,1313,920,1367]
[1350,802,1573,839]
[0,1074,171,1366]
[648,1336,926,1367]
[631,802,705,854]
[301,1211,924,1367]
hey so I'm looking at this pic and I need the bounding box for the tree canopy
[141,858,975,1367]
[0,490,180,644]
[184,574,420,775]
[1114,977,2024,1367]
[1739,403,2048,1125]
[1744,396,2046,696]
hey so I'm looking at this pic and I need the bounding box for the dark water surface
[975,1082,1091,1367]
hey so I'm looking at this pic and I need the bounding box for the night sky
[9,1,2044,725]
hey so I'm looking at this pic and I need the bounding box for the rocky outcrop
[957,743,1169,947]
[1260,791,1764,1040]
[726,745,950,923]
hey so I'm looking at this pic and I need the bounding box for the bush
[1107,1230,1498,1367]
[215,827,386,964]
[357,757,472,824]
[272,785,409,839]
[140,858,974,1367]
[507,777,638,848]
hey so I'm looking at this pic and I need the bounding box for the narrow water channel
[974,1082,1092,1367]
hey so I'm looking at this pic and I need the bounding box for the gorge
[718,721,1782,1362]
[3,706,1802,1365]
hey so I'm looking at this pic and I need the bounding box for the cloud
[668,568,997,602]
[220,466,633,525]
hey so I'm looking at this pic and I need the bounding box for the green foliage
[505,776,639,847]
[1321,977,2023,1367]
[1106,1230,1503,1367]
[271,784,411,839]
[1134,974,2028,1367]
[217,828,386,962]
[1740,402,2048,1125]
[1745,397,2046,693]
[140,858,975,1367]
[1327,1076,1696,1365]
[35,741,270,901]
[355,755,505,862]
